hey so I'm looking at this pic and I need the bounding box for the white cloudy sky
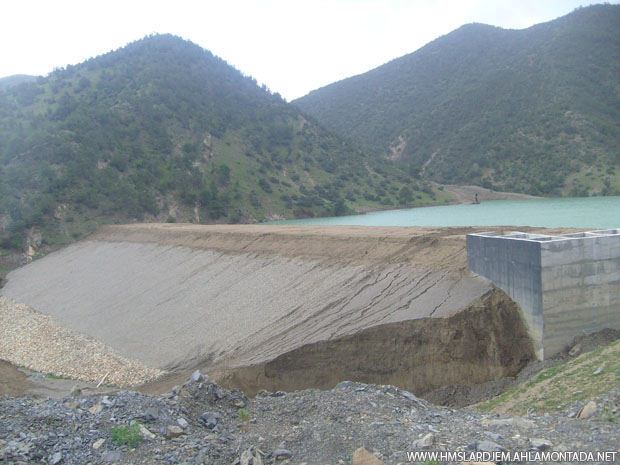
[1,0,613,100]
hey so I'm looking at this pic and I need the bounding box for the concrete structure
[467,229,620,359]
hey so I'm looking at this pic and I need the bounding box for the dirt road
[438,184,538,204]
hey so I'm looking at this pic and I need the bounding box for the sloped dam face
[1,224,535,396]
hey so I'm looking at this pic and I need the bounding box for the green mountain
[0,75,38,91]
[294,4,620,197]
[0,35,441,255]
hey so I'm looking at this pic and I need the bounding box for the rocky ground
[1,371,619,465]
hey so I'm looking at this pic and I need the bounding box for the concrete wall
[467,229,620,359]
[467,232,544,358]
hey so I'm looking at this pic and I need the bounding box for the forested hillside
[0,35,439,257]
[294,5,620,197]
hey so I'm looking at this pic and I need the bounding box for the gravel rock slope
[0,296,163,388]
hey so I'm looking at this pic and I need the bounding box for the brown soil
[90,223,478,269]
[0,360,32,397]
[89,224,571,268]
[0,360,119,399]
[214,288,535,396]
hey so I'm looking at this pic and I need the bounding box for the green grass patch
[45,372,71,380]
[110,424,142,448]
[531,364,565,384]
[475,339,620,415]
[238,408,251,423]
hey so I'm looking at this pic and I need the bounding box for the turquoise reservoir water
[267,196,620,229]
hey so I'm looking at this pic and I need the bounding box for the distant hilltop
[0,74,38,90]
[294,4,620,198]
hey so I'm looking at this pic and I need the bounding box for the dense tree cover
[0,34,437,253]
[294,5,620,196]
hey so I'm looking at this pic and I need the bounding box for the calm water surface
[267,196,620,229]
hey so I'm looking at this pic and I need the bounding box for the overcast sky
[1,0,613,100]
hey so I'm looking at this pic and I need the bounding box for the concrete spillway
[2,224,537,394]
[468,229,620,359]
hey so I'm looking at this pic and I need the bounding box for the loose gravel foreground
[0,296,163,388]
[1,372,618,465]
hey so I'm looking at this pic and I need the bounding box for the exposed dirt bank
[1,224,579,397]
[0,361,32,397]
[0,360,120,399]
[215,288,535,396]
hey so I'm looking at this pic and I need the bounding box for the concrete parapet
[467,229,620,359]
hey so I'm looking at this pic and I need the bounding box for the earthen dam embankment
[1,224,553,395]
